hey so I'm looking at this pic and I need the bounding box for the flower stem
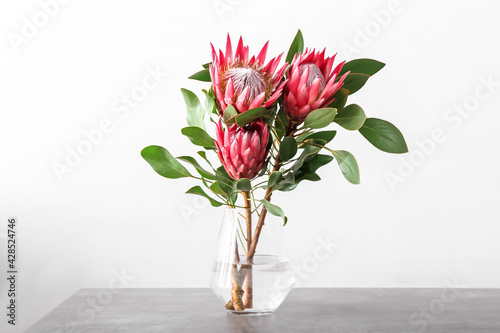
[242,191,253,308]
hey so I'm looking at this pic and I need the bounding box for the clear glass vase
[210,207,295,315]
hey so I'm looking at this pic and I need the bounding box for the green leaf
[332,150,360,184]
[286,29,304,64]
[334,104,366,130]
[223,104,238,125]
[328,88,349,111]
[202,62,211,69]
[342,74,370,95]
[259,199,288,225]
[141,145,192,179]
[340,58,385,77]
[236,178,251,192]
[268,172,283,188]
[235,107,271,127]
[275,108,288,140]
[176,156,215,180]
[302,154,334,174]
[188,68,211,82]
[292,143,322,172]
[197,151,213,167]
[298,130,337,145]
[279,137,298,162]
[204,92,216,116]
[181,126,215,148]
[210,182,226,197]
[277,172,320,192]
[215,166,238,205]
[359,118,408,154]
[181,88,206,130]
[186,186,223,207]
[303,108,336,129]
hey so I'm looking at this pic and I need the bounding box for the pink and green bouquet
[142,30,407,312]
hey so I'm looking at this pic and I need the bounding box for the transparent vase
[210,207,295,315]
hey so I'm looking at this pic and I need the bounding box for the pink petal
[257,41,269,64]
[235,36,244,60]
[308,76,322,104]
[225,34,233,63]
[249,91,265,109]
[225,78,234,100]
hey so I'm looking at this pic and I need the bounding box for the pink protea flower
[210,35,287,114]
[283,48,350,123]
[215,119,270,180]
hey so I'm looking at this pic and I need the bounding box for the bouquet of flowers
[142,30,407,313]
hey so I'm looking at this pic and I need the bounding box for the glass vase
[210,207,295,315]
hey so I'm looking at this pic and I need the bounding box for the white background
[1,0,500,331]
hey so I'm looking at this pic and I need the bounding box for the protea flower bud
[283,48,349,123]
[215,119,270,180]
[210,35,287,114]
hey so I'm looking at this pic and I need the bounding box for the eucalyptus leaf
[340,58,385,77]
[181,88,205,130]
[342,74,369,95]
[222,105,238,125]
[298,130,337,146]
[186,186,223,207]
[328,88,349,111]
[303,108,336,129]
[181,126,215,148]
[286,29,304,64]
[236,178,251,192]
[176,156,215,180]
[259,199,288,225]
[141,145,192,179]
[334,104,366,130]
[332,150,360,184]
[188,68,211,82]
[268,172,283,188]
[359,118,408,154]
[280,137,298,162]
[235,107,271,127]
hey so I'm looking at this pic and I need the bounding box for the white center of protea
[224,67,266,101]
[299,63,325,90]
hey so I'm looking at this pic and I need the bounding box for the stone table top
[26,288,500,332]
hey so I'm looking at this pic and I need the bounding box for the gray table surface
[26,288,500,332]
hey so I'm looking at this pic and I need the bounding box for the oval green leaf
[359,118,408,154]
[341,74,369,95]
[181,88,206,130]
[286,29,304,64]
[188,68,211,82]
[236,178,251,192]
[332,150,360,184]
[340,58,385,77]
[181,126,215,148]
[235,107,271,127]
[259,199,288,225]
[279,137,298,162]
[334,104,366,130]
[176,156,215,180]
[186,186,223,207]
[141,145,192,179]
[303,108,336,129]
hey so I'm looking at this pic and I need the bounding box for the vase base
[228,310,275,316]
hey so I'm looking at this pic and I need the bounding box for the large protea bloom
[215,119,270,180]
[210,35,287,114]
[283,48,349,123]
